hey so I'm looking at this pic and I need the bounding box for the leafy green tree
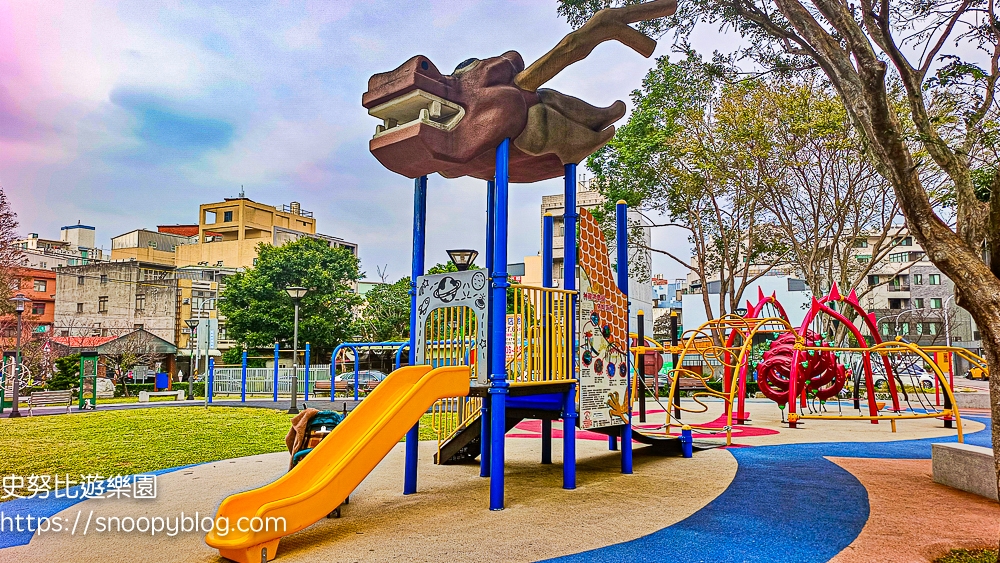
[558,0,1000,513]
[427,261,481,274]
[357,277,411,342]
[220,238,362,359]
[48,354,80,391]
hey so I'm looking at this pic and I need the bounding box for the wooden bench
[28,390,73,415]
[313,380,350,396]
[675,377,709,392]
[138,390,186,402]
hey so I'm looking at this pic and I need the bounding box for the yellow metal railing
[432,395,483,457]
[425,305,481,455]
[507,284,574,384]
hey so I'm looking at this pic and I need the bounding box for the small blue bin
[155,372,169,391]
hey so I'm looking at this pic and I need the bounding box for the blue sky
[1,0,737,281]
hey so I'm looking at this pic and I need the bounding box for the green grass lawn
[0,407,441,491]
[935,549,998,563]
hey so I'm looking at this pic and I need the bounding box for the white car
[872,364,936,390]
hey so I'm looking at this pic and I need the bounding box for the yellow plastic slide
[205,364,471,563]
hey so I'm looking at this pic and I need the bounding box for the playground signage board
[576,208,630,430]
[414,269,489,384]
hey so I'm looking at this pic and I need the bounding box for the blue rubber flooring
[541,416,991,563]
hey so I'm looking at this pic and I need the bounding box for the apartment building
[110,229,194,266]
[1,267,57,338]
[53,262,178,344]
[16,224,105,270]
[174,198,357,269]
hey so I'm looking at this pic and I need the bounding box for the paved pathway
[543,415,994,563]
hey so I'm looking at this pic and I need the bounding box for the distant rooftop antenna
[239,185,245,198]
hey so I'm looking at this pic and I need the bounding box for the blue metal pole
[353,351,360,402]
[304,342,311,401]
[405,175,428,496]
[616,200,633,475]
[563,163,578,490]
[541,212,554,465]
[240,350,247,403]
[207,358,215,404]
[481,179,496,478]
[273,342,279,402]
[489,139,511,510]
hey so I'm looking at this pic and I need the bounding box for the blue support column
[273,342,279,402]
[616,200,633,475]
[563,163,578,490]
[240,350,247,403]
[404,175,428,496]
[353,353,360,401]
[303,343,311,401]
[541,212,554,465]
[481,179,496,478]
[207,358,215,404]
[489,139,511,510]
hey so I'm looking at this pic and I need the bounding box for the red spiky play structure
[724,283,899,427]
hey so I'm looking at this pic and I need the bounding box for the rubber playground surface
[1,400,996,563]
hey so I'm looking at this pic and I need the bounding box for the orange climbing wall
[578,208,628,351]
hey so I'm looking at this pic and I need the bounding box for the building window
[880,323,890,336]
[76,303,84,313]
[31,302,45,315]
[888,252,909,263]
[78,275,85,285]
[930,298,943,309]
[929,273,941,285]
[900,322,909,335]
[855,254,871,263]
[928,322,939,335]
[253,258,258,266]
[867,275,879,286]
[39,262,47,269]
[893,236,913,246]
[148,240,157,249]
[223,211,233,222]
[787,279,807,292]
[912,274,922,285]
[100,274,108,284]
[98,296,108,313]
[135,294,145,312]
[205,210,217,224]
[33,279,47,292]
[913,298,924,309]
[133,324,144,330]
[853,239,868,248]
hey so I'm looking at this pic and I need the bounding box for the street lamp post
[285,287,308,415]
[446,249,479,272]
[185,319,199,400]
[8,294,30,418]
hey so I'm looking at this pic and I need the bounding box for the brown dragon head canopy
[361,0,678,184]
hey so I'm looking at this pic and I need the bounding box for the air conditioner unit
[182,298,190,304]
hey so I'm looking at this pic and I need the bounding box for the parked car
[965,366,990,381]
[335,369,388,395]
[872,363,936,390]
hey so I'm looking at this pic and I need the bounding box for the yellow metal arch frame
[632,315,968,446]
[794,339,965,442]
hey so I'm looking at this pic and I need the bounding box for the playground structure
[205,2,686,560]
[643,284,984,446]
[200,0,987,560]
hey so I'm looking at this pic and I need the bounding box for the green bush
[48,354,81,390]
[934,549,998,563]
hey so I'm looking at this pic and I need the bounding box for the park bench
[313,379,350,396]
[674,377,710,392]
[28,390,73,415]
[138,390,186,402]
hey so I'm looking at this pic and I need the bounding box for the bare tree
[0,186,24,314]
